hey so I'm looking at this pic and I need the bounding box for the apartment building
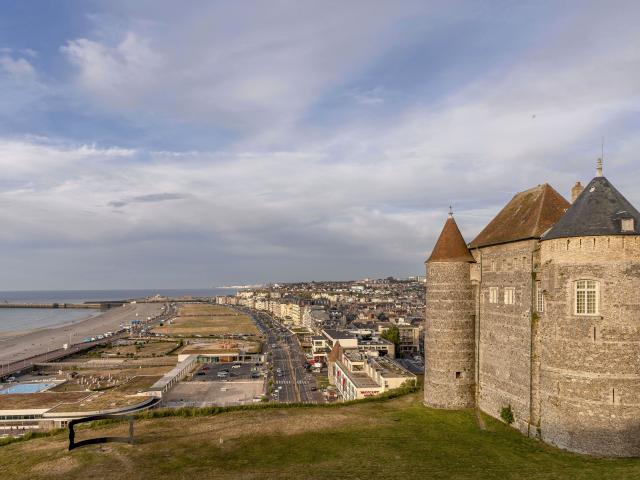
[332,350,416,401]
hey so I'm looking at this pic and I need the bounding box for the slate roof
[469,184,569,248]
[543,176,640,240]
[427,215,475,263]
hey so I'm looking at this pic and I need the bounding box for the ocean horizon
[0,288,237,304]
[0,288,236,333]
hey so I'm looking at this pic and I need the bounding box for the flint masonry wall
[539,235,640,456]
[424,261,475,408]
[474,240,538,434]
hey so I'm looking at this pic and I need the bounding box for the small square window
[622,218,635,232]
[455,371,462,379]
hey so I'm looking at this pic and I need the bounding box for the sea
[0,288,236,334]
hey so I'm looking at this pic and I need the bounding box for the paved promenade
[0,303,165,369]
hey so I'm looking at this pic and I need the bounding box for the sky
[1,1,640,290]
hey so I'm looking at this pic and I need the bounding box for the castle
[423,161,640,457]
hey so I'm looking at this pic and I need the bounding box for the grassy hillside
[2,393,640,479]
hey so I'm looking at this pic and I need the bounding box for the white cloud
[21,48,38,58]
[0,54,36,78]
[0,137,135,179]
[348,87,386,106]
[4,2,640,288]
[62,33,162,108]
[60,2,426,132]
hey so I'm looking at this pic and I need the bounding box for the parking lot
[190,362,263,382]
[160,361,267,407]
[164,380,264,408]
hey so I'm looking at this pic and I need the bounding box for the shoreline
[0,303,166,365]
[0,309,102,338]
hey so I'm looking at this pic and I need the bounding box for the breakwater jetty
[0,302,125,310]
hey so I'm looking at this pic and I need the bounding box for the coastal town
[3,2,640,479]
[0,278,422,434]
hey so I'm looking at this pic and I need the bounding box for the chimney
[571,181,584,203]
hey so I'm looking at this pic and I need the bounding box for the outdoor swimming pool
[0,383,55,394]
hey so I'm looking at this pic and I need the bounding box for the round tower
[539,164,640,456]
[424,211,476,409]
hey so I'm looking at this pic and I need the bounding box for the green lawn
[2,393,640,479]
[152,304,258,336]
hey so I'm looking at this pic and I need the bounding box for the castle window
[575,280,599,315]
[504,288,515,305]
[535,281,544,312]
[490,260,496,272]
[455,371,462,379]
[622,218,635,232]
[489,287,499,304]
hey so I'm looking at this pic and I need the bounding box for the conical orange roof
[427,215,475,263]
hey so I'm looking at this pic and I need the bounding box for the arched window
[575,280,599,315]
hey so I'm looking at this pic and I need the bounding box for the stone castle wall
[538,235,640,456]
[424,261,475,408]
[424,232,640,456]
[473,240,538,434]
